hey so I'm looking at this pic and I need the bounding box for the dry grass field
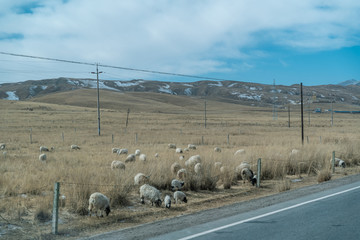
[0,89,360,239]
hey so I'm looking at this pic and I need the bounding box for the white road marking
[178,185,360,240]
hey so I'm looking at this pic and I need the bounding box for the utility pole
[204,100,207,128]
[301,83,304,145]
[91,63,103,136]
[272,79,277,120]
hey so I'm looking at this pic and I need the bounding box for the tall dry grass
[0,98,359,222]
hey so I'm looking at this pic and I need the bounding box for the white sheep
[176,148,183,153]
[171,162,182,175]
[39,146,49,152]
[134,173,149,185]
[154,153,159,158]
[179,155,185,161]
[0,143,5,150]
[171,179,184,191]
[194,163,202,174]
[39,153,47,162]
[125,154,136,163]
[174,191,187,204]
[177,168,187,180]
[139,154,146,162]
[185,155,201,168]
[117,148,128,155]
[71,144,80,150]
[135,149,141,156]
[140,184,162,207]
[168,143,176,149]
[214,147,221,153]
[111,160,125,170]
[164,195,171,209]
[183,147,190,152]
[330,157,346,168]
[88,192,111,217]
[188,144,196,150]
[234,149,246,156]
[235,162,251,175]
[112,148,120,153]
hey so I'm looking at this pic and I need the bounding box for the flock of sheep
[28,142,346,218]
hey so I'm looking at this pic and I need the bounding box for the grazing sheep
[168,143,176,149]
[214,147,221,153]
[188,144,196,150]
[176,148,183,153]
[140,184,162,207]
[177,168,187,180]
[330,157,346,168]
[125,154,136,163]
[154,153,159,158]
[179,155,185,161]
[39,146,49,152]
[135,149,141,156]
[234,149,246,156]
[174,191,187,204]
[164,195,171,209]
[171,179,184,191]
[112,148,120,153]
[134,173,149,185]
[171,162,182,175]
[139,154,146,162]
[39,153,47,162]
[117,148,128,155]
[183,147,190,152]
[111,160,125,170]
[235,162,251,176]
[241,168,255,185]
[88,192,111,217]
[194,163,202,174]
[0,143,5,150]
[185,155,201,168]
[71,144,80,150]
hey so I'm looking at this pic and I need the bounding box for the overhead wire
[0,51,236,82]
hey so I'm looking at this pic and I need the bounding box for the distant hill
[338,79,360,86]
[1,77,360,107]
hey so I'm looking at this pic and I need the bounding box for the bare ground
[1,168,359,240]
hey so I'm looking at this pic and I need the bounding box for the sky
[0,0,359,86]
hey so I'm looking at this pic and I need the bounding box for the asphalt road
[82,174,360,240]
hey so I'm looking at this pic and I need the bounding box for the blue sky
[0,0,359,86]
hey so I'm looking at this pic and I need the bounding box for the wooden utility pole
[301,83,304,145]
[91,64,103,136]
[204,100,207,128]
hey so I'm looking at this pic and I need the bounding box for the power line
[0,51,237,82]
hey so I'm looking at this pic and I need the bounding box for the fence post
[201,136,204,145]
[135,133,138,144]
[227,134,230,145]
[30,128,32,144]
[61,132,64,142]
[52,182,60,235]
[332,151,335,173]
[257,158,261,188]
[112,134,114,144]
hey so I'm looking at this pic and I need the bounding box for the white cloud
[0,0,359,83]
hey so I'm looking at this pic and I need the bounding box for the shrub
[317,170,332,183]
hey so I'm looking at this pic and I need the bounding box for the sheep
[125,154,136,163]
[88,192,111,217]
[112,148,120,153]
[183,147,190,152]
[154,153,159,158]
[214,147,221,153]
[235,162,251,176]
[179,155,185,161]
[176,148,183,153]
[134,173,149,185]
[0,143,5,150]
[168,143,176,149]
[330,157,346,168]
[171,162,182,175]
[174,191,187,204]
[171,179,184,191]
[39,153,47,162]
[139,184,162,207]
[177,168,187,180]
[139,154,146,162]
[241,168,255,185]
[185,155,201,168]
[111,160,125,170]
[39,146,49,152]
[188,144,196,150]
[234,149,246,156]
[71,144,80,150]
[164,195,171,209]
[135,149,141,156]
[194,163,202,174]
[117,148,128,155]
